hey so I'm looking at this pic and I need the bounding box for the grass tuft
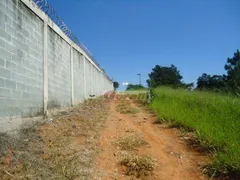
[113,135,147,151]
[116,102,139,114]
[120,154,155,178]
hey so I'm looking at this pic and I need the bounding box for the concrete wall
[85,60,92,98]
[0,0,44,120]
[72,48,85,104]
[0,0,113,132]
[47,27,71,108]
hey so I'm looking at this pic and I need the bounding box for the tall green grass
[149,87,240,173]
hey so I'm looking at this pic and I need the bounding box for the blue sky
[48,0,239,90]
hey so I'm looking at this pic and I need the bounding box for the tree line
[147,49,240,95]
[113,49,239,94]
[197,50,240,94]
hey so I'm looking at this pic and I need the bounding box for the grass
[149,87,240,175]
[120,154,155,178]
[0,122,49,179]
[119,89,148,94]
[118,90,148,102]
[113,134,147,151]
[116,102,139,114]
[113,134,155,178]
[0,99,109,180]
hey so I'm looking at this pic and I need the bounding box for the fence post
[43,19,48,116]
[70,45,74,106]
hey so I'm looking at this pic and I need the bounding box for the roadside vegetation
[114,101,156,178]
[113,133,155,178]
[113,134,147,151]
[126,84,147,91]
[120,154,155,178]
[144,49,240,178]
[149,87,240,176]
[116,102,139,114]
[0,99,109,180]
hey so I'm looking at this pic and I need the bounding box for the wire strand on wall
[32,0,102,70]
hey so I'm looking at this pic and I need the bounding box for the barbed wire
[32,0,102,70]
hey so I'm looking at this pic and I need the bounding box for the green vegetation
[120,89,147,95]
[196,49,240,95]
[147,50,240,95]
[113,81,119,91]
[197,73,227,92]
[149,87,240,174]
[147,64,194,89]
[126,84,146,91]
[225,49,240,95]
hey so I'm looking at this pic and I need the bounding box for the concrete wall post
[83,56,87,99]
[91,64,94,95]
[43,19,48,115]
[70,45,74,106]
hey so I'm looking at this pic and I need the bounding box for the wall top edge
[20,0,112,83]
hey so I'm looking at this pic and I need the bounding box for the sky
[47,0,240,90]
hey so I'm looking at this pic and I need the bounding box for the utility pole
[137,73,141,85]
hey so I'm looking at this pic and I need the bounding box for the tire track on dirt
[93,100,210,180]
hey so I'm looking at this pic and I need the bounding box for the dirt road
[93,100,209,180]
[0,99,210,180]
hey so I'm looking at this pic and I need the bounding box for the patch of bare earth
[0,99,109,180]
[93,100,211,180]
[0,98,212,180]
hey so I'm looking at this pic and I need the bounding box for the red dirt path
[93,100,210,180]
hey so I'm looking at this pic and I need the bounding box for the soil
[0,99,211,180]
[92,100,210,180]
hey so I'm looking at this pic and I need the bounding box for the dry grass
[114,101,155,179]
[113,135,147,151]
[116,102,139,114]
[0,98,109,180]
[120,154,156,178]
[0,122,49,179]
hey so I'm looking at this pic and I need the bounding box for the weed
[116,102,139,114]
[0,133,10,157]
[113,135,147,151]
[0,99,109,180]
[120,154,155,178]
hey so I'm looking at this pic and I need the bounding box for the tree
[180,82,195,90]
[196,73,227,91]
[113,81,119,91]
[224,49,240,94]
[147,64,183,88]
[197,73,211,90]
[126,84,145,91]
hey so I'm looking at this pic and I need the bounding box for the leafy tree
[147,65,183,88]
[197,73,211,90]
[196,73,227,91]
[224,49,240,94]
[126,84,146,91]
[180,82,195,90]
[113,81,119,91]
